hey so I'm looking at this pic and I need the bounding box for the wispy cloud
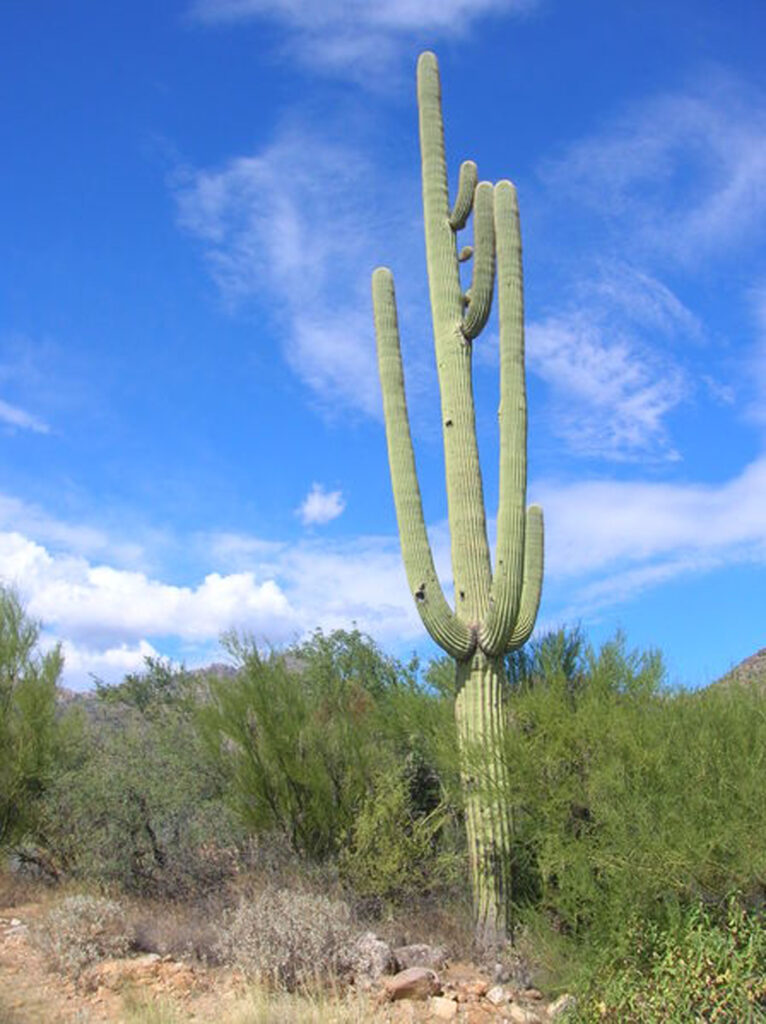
[297,483,346,526]
[542,74,766,264]
[0,493,147,566]
[538,455,766,581]
[478,264,696,461]
[0,398,49,434]
[175,128,391,416]
[189,0,537,78]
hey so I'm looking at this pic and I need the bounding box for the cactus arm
[372,266,476,660]
[461,182,496,342]
[479,181,528,655]
[507,504,544,651]
[418,51,493,624]
[449,160,478,230]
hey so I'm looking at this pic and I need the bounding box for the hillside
[711,646,766,692]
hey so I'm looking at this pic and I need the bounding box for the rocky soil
[0,904,576,1023]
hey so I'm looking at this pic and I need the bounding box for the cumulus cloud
[189,0,537,77]
[297,483,346,526]
[0,532,293,651]
[3,454,766,688]
[0,398,49,434]
[58,639,161,687]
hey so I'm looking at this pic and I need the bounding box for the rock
[492,953,532,988]
[486,984,510,1005]
[343,931,396,986]
[79,954,196,995]
[548,993,577,1019]
[383,966,441,1001]
[506,1006,542,1024]
[521,987,543,1001]
[430,994,458,1019]
[394,943,448,971]
[458,979,489,1001]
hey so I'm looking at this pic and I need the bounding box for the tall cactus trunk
[456,654,513,946]
[372,51,544,947]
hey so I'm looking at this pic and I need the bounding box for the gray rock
[342,931,396,986]
[393,943,448,971]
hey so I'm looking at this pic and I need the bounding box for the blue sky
[2,0,764,690]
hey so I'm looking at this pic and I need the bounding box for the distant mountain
[711,647,766,692]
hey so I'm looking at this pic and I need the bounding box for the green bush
[502,628,766,1006]
[575,896,766,1022]
[39,658,240,898]
[200,628,458,862]
[0,586,75,851]
[339,766,463,912]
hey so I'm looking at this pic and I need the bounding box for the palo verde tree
[372,52,543,945]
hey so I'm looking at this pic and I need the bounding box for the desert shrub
[33,894,131,977]
[502,628,766,1004]
[39,658,241,898]
[339,766,463,913]
[0,586,77,850]
[200,628,457,861]
[574,895,766,1022]
[215,887,353,990]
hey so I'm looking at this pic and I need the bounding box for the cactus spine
[372,51,544,944]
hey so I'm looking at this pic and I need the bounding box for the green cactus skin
[372,51,544,945]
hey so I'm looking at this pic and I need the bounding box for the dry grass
[120,984,391,1024]
[31,894,132,977]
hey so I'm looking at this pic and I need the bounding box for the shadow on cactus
[372,51,543,947]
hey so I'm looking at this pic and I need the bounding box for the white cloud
[297,483,346,526]
[0,532,293,651]
[175,130,389,416]
[58,639,160,688]
[538,455,766,580]
[527,312,686,459]
[190,0,536,76]
[0,398,49,434]
[0,493,146,566]
[3,455,765,688]
[542,77,766,263]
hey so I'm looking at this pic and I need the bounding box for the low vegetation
[1,584,765,1021]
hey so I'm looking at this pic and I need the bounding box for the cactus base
[455,653,513,946]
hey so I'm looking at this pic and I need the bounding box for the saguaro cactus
[372,51,544,945]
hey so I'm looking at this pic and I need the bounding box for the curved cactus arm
[479,181,527,655]
[461,182,496,342]
[449,159,478,230]
[373,267,476,660]
[506,505,544,652]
